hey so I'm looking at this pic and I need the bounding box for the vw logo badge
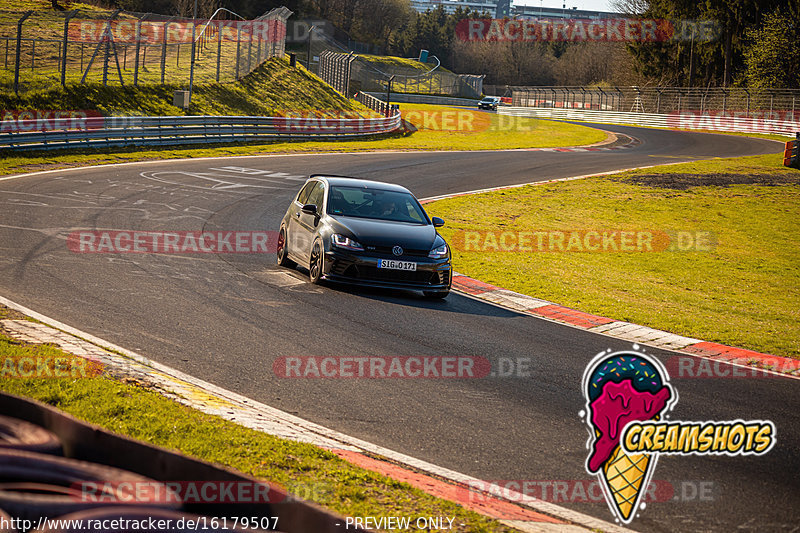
[392,245,403,256]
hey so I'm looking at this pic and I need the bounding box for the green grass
[396,103,607,149]
[0,0,283,89]
[0,324,515,532]
[356,54,466,96]
[0,104,606,177]
[0,57,371,117]
[426,153,800,359]
[358,54,453,73]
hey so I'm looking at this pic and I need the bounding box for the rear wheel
[309,240,324,284]
[276,227,296,268]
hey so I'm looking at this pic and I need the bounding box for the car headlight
[428,243,448,259]
[332,234,364,251]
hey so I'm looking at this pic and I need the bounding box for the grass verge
[0,104,607,177]
[0,311,515,533]
[425,153,800,359]
[0,57,371,117]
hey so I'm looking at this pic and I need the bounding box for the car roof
[310,175,413,194]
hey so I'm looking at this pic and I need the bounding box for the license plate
[378,259,417,271]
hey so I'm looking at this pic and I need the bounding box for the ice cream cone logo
[581,347,677,524]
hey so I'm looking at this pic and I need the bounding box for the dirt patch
[621,173,800,190]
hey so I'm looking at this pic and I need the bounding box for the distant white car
[478,96,500,111]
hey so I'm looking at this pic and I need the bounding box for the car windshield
[327,185,429,224]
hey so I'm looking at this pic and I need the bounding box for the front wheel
[308,240,324,284]
[276,227,296,268]
[423,290,449,299]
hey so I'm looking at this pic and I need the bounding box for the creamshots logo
[580,347,775,524]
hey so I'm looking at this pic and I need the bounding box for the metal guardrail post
[13,11,33,95]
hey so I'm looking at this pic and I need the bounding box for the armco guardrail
[0,113,402,151]
[499,107,800,137]
[365,92,480,107]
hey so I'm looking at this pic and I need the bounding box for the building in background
[512,4,620,19]
[409,1,619,19]
[409,0,500,16]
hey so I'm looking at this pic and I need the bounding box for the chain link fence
[510,86,800,116]
[318,49,483,99]
[0,6,290,93]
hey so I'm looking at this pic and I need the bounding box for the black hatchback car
[277,176,452,298]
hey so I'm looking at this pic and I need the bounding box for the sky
[514,0,616,13]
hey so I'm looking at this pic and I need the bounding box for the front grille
[365,245,429,258]
[348,265,439,285]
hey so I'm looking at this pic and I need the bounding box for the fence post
[31,39,35,70]
[235,24,241,79]
[256,24,262,65]
[134,17,143,86]
[247,21,253,73]
[61,11,77,86]
[188,1,198,106]
[101,10,122,86]
[745,88,750,117]
[216,19,222,82]
[13,11,33,95]
[161,18,173,85]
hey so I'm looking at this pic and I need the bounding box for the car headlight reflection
[428,243,448,259]
[332,234,364,251]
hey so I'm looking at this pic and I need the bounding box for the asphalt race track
[0,124,797,532]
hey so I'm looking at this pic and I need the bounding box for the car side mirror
[432,217,445,228]
[301,204,317,216]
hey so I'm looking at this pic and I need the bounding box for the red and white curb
[420,160,799,380]
[0,295,632,533]
[451,274,800,379]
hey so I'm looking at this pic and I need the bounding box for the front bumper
[322,249,452,291]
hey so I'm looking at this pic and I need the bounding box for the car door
[287,180,315,258]
[293,180,325,263]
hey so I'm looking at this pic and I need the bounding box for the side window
[305,182,325,208]
[296,181,315,205]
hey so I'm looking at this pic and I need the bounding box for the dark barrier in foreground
[0,391,366,533]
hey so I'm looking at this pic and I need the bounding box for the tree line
[83,0,799,88]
